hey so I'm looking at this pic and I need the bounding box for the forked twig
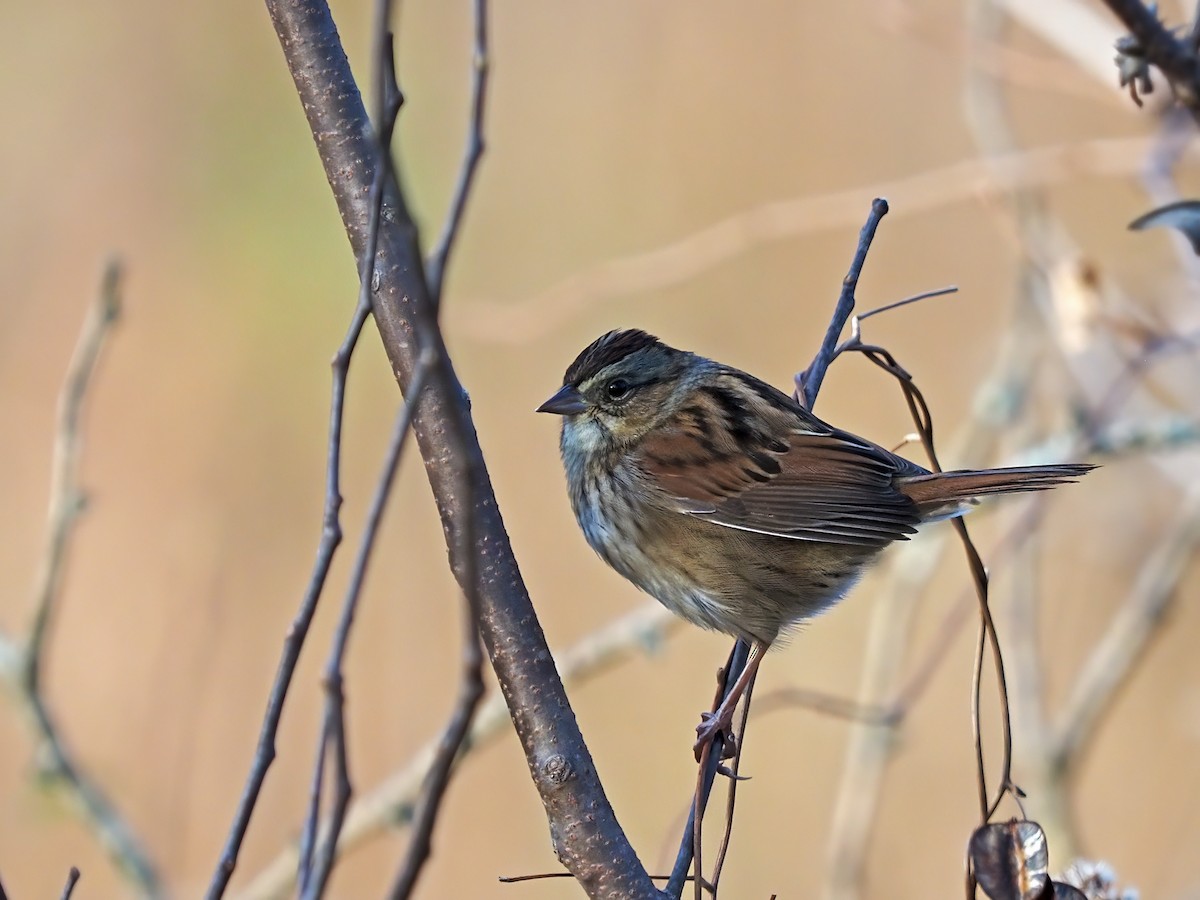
[302,352,435,899]
[0,262,161,897]
[295,1,406,893]
[796,198,890,410]
[388,2,491,893]
[209,22,404,893]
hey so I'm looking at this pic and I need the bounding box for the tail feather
[897,463,1095,521]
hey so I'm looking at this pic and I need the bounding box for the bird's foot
[693,708,737,761]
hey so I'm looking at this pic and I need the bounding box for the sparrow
[538,329,1092,752]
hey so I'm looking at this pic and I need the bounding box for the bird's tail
[897,463,1095,521]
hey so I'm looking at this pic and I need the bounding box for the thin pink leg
[693,639,768,759]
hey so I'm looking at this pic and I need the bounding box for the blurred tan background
[2,0,1199,897]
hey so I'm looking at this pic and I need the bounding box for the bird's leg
[693,639,768,760]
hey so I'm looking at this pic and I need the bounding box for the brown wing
[635,371,925,546]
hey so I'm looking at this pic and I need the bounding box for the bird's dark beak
[537,384,588,416]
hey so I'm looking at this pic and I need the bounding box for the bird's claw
[693,709,736,761]
[715,763,752,781]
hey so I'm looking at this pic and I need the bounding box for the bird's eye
[605,378,631,400]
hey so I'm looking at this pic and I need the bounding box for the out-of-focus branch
[995,0,1126,89]
[0,262,162,897]
[1138,105,1200,287]
[457,135,1197,342]
[1050,491,1200,770]
[24,262,122,691]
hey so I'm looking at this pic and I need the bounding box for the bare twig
[208,247,373,900]
[387,603,485,899]
[857,341,1017,819]
[294,3,407,894]
[425,0,489,306]
[665,641,747,900]
[710,671,756,893]
[1138,105,1200,287]
[0,262,161,897]
[211,2,415,895]
[796,197,890,409]
[59,867,81,900]
[387,3,491,894]
[24,261,121,689]
[302,353,434,900]
[675,199,893,899]
[237,602,678,900]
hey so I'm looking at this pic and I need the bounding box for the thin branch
[206,279,368,900]
[387,598,485,899]
[0,262,161,898]
[853,340,1018,820]
[389,3,491,893]
[795,198,889,409]
[853,285,958,328]
[425,0,489,306]
[24,260,121,691]
[296,4,406,894]
[1138,105,1200,288]
[60,867,81,900]
[235,602,679,900]
[302,354,434,900]
[209,5,408,895]
[710,671,757,893]
[665,641,748,900]
[823,279,1047,900]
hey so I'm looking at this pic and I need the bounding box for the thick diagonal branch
[263,2,658,897]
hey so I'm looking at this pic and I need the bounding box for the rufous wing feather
[897,464,1096,521]
[636,370,926,545]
